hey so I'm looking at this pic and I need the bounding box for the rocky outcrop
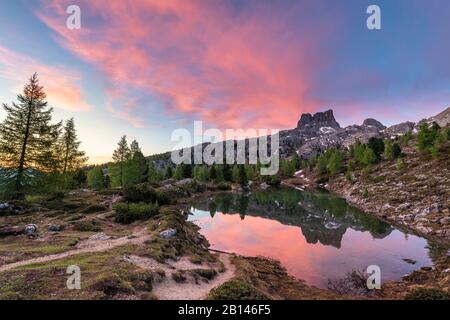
[384,121,415,137]
[423,107,450,128]
[362,118,386,130]
[297,109,341,130]
[326,142,450,244]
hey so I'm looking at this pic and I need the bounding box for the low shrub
[208,280,268,300]
[80,204,108,214]
[114,202,159,224]
[129,270,154,291]
[172,271,187,283]
[216,182,232,191]
[190,268,217,280]
[123,184,158,203]
[362,187,369,198]
[124,183,172,205]
[405,288,450,300]
[73,220,102,232]
[92,272,134,297]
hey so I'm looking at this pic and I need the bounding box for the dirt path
[124,253,236,300]
[0,226,150,273]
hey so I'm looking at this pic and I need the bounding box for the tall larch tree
[0,73,61,195]
[61,118,88,173]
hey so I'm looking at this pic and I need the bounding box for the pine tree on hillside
[174,164,184,180]
[232,165,240,183]
[112,135,131,186]
[148,162,162,183]
[238,165,248,187]
[87,166,105,189]
[362,147,377,166]
[209,165,217,181]
[0,73,62,194]
[61,118,87,173]
[214,165,224,183]
[130,139,141,155]
[123,140,148,185]
[165,166,173,179]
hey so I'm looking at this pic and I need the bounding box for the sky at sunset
[0,0,449,163]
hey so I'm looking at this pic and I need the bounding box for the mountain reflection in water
[190,188,447,288]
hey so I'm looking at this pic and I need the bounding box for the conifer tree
[112,135,131,186]
[232,165,240,183]
[209,165,217,181]
[362,147,377,166]
[174,164,184,180]
[87,166,105,189]
[123,140,148,185]
[165,166,173,179]
[214,165,224,183]
[148,161,161,183]
[130,139,141,155]
[61,118,87,173]
[0,73,61,194]
[238,165,248,187]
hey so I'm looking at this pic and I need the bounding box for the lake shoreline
[186,185,449,299]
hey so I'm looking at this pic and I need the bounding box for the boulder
[159,228,177,239]
[89,232,111,241]
[0,203,9,210]
[24,224,38,236]
[48,224,63,232]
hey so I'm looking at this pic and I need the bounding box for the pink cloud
[35,0,338,129]
[0,45,91,112]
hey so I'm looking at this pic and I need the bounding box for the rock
[427,203,442,214]
[415,224,432,234]
[324,221,342,230]
[0,203,9,210]
[362,118,386,130]
[88,232,111,241]
[48,224,63,232]
[396,203,411,212]
[297,109,340,130]
[260,182,270,190]
[24,224,38,236]
[402,258,417,265]
[381,204,394,212]
[385,121,415,136]
[159,228,177,239]
[439,217,450,225]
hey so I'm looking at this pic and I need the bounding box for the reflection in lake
[190,188,448,288]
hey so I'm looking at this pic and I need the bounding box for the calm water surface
[189,188,448,288]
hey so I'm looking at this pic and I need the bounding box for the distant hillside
[144,107,450,165]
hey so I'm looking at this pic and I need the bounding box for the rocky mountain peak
[362,118,386,130]
[297,109,341,130]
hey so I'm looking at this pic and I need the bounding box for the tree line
[87,137,300,190]
[306,121,449,183]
